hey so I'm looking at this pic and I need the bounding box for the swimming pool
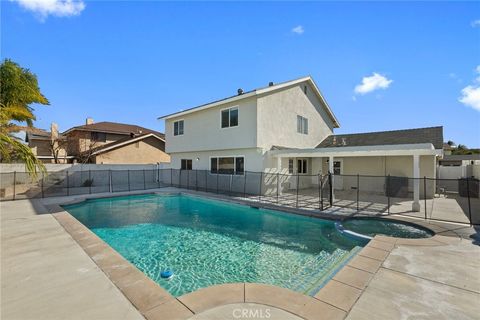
[341,217,434,239]
[63,193,364,297]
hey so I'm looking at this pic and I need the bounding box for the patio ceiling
[269,143,442,158]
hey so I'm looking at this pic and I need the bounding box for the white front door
[333,160,343,190]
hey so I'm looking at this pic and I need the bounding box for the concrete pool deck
[1,189,479,320]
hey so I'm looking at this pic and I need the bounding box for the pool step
[285,249,347,293]
[288,246,363,296]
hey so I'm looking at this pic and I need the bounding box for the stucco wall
[165,97,257,153]
[67,131,129,154]
[169,148,264,172]
[256,83,335,150]
[29,140,51,156]
[317,155,436,196]
[318,155,436,178]
[94,136,170,164]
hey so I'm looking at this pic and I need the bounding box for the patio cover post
[329,155,335,201]
[412,154,420,212]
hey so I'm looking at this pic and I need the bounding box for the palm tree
[0,59,49,177]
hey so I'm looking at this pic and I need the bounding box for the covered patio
[269,143,442,212]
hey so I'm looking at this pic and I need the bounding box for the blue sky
[2,1,480,146]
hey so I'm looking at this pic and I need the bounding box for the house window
[174,120,184,136]
[181,159,192,170]
[235,157,244,174]
[91,132,106,142]
[297,115,308,134]
[333,161,342,175]
[210,156,244,175]
[210,158,218,173]
[221,107,239,128]
[297,159,307,174]
[288,159,294,174]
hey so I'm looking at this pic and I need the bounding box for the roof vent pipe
[237,88,244,95]
[269,82,274,87]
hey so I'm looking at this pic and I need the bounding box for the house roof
[158,76,340,128]
[316,126,444,150]
[25,128,66,142]
[88,132,165,156]
[442,154,480,161]
[63,121,165,139]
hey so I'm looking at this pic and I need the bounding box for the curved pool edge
[338,216,436,240]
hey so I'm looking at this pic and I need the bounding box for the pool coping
[47,190,463,320]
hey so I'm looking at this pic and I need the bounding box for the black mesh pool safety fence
[1,169,478,225]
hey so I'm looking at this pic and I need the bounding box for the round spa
[338,217,434,239]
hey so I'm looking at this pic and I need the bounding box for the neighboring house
[26,124,72,164]
[159,76,443,211]
[27,119,170,164]
[439,154,480,167]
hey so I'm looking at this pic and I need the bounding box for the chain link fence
[1,169,478,225]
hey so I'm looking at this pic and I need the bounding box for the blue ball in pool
[161,270,174,279]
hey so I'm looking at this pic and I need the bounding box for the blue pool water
[63,193,364,296]
[341,217,433,239]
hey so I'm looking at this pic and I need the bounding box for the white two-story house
[159,76,443,211]
[160,77,339,173]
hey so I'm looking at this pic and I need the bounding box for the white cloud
[354,73,393,95]
[471,19,480,27]
[12,0,85,19]
[459,86,480,111]
[459,65,480,111]
[291,25,304,35]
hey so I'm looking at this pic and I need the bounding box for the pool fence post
[216,172,219,194]
[127,169,131,192]
[143,169,146,190]
[296,173,299,208]
[259,172,263,202]
[424,176,427,220]
[170,168,173,186]
[467,177,472,226]
[109,169,112,193]
[195,169,198,191]
[41,171,44,198]
[356,174,360,212]
[276,172,280,204]
[328,172,332,207]
[66,171,69,196]
[243,171,247,198]
[205,170,208,192]
[387,174,391,214]
[229,174,232,195]
[13,171,16,201]
[187,169,189,190]
[88,169,92,194]
[318,174,322,210]
[320,175,324,211]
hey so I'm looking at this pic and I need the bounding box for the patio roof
[269,143,442,158]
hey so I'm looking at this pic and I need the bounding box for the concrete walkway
[346,237,480,320]
[1,199,144,320]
